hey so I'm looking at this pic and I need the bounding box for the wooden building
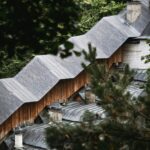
[0,0,149,141]
[0,70,89,140]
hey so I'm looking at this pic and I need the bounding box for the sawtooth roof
[0,1,150,125]
[69,3,150,59]
[0,55,84,124]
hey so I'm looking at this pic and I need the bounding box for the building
[1,70,147,150]
[0,0,150,142]
[68,1,150,68]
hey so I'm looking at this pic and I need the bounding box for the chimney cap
[126,0,142,23]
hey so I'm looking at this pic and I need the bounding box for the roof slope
[15,55,84,101]
[141,0,150,7]
[0,79,23,124]
[142,22,150,35]
[0,55,85,124]
[0,2,150,125]
[69,4,150,59]
[62,102,105,122]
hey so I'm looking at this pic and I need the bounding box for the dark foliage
[0,0,82,78]
[0,0,81,57]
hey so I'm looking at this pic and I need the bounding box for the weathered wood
[0,71,89,140]
[107,48,123,68]
[0,49,123,141]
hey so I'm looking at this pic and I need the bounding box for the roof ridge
[37,55,74,79]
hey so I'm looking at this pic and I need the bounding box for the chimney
[85,87,96,103]
[14,127,23,150]
[126,1,141,23]
[48,110,63,122]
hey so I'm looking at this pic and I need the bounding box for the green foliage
[79,0,126,33]
[0,0,127,78]
[82,46,134,121]
[46,122,113,150]
[82,110,96,123]
[46,46,150,150]
[145,69,150,95]
[0,0,81,57]
[0,0,81,78]
[0,50,32,78]
[83,47,150,149]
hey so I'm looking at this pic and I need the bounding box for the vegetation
[1,0,150,149]
[0,0,126,78]
[0,0,81,78]
[79,0,125,33]
[46,46,150,150]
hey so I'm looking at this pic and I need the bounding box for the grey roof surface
[69,4,150,59]
[1,78,37,102]
[62,102,105,122]
[126,84,145,98]
[125,69,147,98]
[141,0,150,7]
[0,55,85,125]
[142,23,150,35]
[21,101,105,149]
[23,124,48,150]
[0,2,149,126]
[15,55,85,100]
[15,56,60,99]
[0,80,23,124]
[134,69,147,82]
[0,78,38,125]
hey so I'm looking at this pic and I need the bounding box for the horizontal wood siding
[0,71,89,140]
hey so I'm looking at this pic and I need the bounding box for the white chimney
[14,128,23,150]
[126,1,141,23]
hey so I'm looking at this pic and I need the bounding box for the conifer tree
[46,45,150,150]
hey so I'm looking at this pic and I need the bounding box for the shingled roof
[0,1,150,125]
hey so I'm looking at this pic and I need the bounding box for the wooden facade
[107,47,123,68]
[0,71,89,140]
[0,48,124,141]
